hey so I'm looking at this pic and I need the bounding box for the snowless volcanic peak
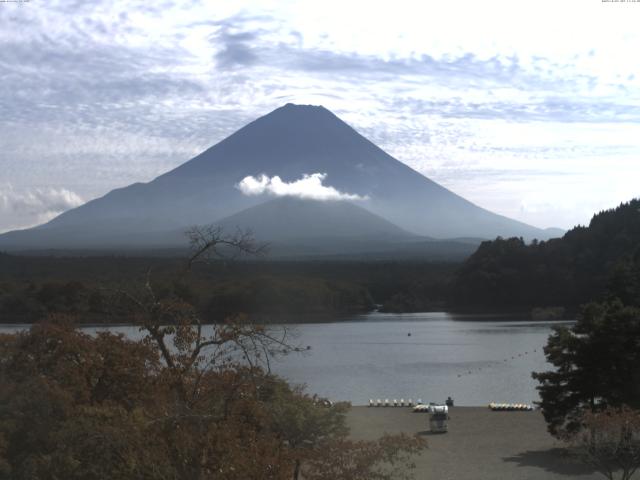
[0,103,553,251]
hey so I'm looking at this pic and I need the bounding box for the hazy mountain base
[0,239,478,262]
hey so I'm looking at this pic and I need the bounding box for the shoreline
[0,311,577,327]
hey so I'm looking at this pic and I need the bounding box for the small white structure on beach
[429,404,449,433]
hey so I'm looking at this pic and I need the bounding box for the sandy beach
[346,406,602,480]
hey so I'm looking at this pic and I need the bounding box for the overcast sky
[1,0,639,233]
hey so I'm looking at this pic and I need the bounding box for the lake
[0,312,571,406]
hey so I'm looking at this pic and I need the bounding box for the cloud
[237,173,367,201]
[388,96,640,123]
[213,23,262,68]
[0,184,84,218]
[208,17,601,102]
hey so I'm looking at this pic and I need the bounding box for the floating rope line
[455,348,543,378]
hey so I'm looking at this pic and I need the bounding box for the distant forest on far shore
[0,255,454,323]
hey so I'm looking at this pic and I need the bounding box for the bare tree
[184,225,268,272]
[116,226,293,406]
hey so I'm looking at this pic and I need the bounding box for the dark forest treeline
[0,254,456,323]
[450,199,640,311]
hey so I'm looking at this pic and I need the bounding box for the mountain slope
[210,197,480,259]
[212,197,426,258]
[0,103,555,251]
[216,197,414,242]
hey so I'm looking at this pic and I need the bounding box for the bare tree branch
[184,225,268,272]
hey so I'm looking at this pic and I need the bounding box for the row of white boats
[368,398,421,407]
[488,402,534,411]
[367,399,534,411]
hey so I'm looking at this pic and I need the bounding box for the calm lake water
[0,312,572,406]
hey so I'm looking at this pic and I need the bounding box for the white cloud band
[237,173,367,201]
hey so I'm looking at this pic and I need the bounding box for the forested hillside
[451,199,640,310]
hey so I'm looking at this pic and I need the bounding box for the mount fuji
[0,104,559,256]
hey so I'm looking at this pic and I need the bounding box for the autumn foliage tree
[571,406,640,480]
[0,227,426,480]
